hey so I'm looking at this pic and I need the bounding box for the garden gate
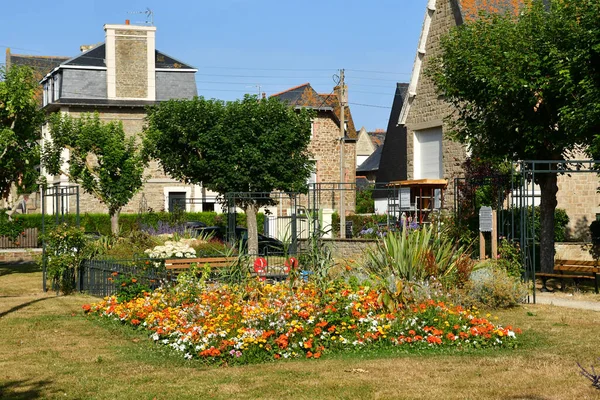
[41,184,80,292]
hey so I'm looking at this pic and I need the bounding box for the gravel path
[532,292,600,312]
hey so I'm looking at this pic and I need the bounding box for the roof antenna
[127,7,154,26]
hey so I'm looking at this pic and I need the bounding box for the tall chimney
[104,23,156,100]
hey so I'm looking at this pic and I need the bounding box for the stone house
[3,50,70,213]
[39,22,221,215]
[270,83,357,215]
[398,0,599,238]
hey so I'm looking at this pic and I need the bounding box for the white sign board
[399,188,411,209]
[479,206,493,232]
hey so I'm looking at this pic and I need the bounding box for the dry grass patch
[1,263,599,399]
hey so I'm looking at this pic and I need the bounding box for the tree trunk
[110,209,120,237]
[245,203,259,255]
[537,172,558,274]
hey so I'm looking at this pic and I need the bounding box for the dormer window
[53,74,60,101]
[43,82,48,106]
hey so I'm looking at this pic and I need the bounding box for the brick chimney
[104,22,156,100]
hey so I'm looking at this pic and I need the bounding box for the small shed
[388,179,448,224]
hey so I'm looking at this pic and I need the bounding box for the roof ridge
[270,82,310,98]
[8,53,70,59]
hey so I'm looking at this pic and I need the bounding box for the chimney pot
[125,19,130,25]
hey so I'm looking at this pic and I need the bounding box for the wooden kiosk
[389,179,448,224]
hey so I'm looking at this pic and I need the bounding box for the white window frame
[43,83,48,106]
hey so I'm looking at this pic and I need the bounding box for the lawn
[1,263,599,399]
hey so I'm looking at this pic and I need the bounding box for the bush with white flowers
[144,240,197,259]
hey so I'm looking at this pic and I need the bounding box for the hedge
[15,212,265,236]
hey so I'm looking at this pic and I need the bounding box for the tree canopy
[430,0,600,273]
[0,65,43,206]
[43,113,146,235]
[144,95,314,253]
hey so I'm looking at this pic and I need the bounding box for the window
[43,83,48,106]
[414,127,442,179]
[53,74,60,101]
[307,160,317,187]
[310,119,314,139]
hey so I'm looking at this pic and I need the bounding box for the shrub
[112,271,151,303]
[0,209,24,242]
[497,239,524,278]
[43,224,89,294]
[462,267,528,309]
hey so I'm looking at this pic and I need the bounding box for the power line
[348,102,391,109]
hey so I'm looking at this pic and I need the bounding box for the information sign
[479,206,493,232]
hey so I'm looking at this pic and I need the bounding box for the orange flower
[306,351,313,358]
[82,304,91,312]
[131,319,141,325]
[316,321,328,328]
[274,354,281,359]
[304,339,313,349]
[313,352,321,359]
[121,283,127,287]
[408,330,416,336]
[131,278,138,283]
[111,271,118,276]
[427,335,442,345]
[314,327,322,336]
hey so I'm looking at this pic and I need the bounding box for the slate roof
[357,145,383,173]
[5,49,69,81]
[374,83,409,197]
[60,44,195,70]
[457,0,527,22]
[270,83,358,140]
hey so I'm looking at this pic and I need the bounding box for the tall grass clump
[364,224,471,288]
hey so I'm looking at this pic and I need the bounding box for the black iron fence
[79,258,168,297]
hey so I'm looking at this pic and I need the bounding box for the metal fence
[79,258,167,297]
[0,228,39,249]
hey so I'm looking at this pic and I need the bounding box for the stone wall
[300,238,377,263]
[60,107,196,214]
[309,112,356,213]
[557,172,600,241]
[554,242,596,262]
[115,29,148,99]
[405,0,466,203]
[0,249,42,264]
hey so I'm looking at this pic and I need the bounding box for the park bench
[164,256,289,282]
[537,260,600,293]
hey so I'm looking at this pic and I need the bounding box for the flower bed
[83,282,521,364]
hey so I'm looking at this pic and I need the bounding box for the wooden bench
[537,260,600,293]
[164,257,289,282]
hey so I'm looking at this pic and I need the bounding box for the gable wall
[405,0,466,200]
[309,112,356,213]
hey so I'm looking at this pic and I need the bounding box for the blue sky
[1,0,426,131]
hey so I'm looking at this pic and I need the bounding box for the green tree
[0,65,43,209]
[43,113,146,235]
[144,95,314,254]
[430,0,600,273]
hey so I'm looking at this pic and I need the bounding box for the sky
[0,0,426,131]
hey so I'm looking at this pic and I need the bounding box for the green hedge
[16,212,265,236]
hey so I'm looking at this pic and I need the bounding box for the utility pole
[338,69,346,239]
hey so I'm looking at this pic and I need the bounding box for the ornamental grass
[83,280,520,365]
